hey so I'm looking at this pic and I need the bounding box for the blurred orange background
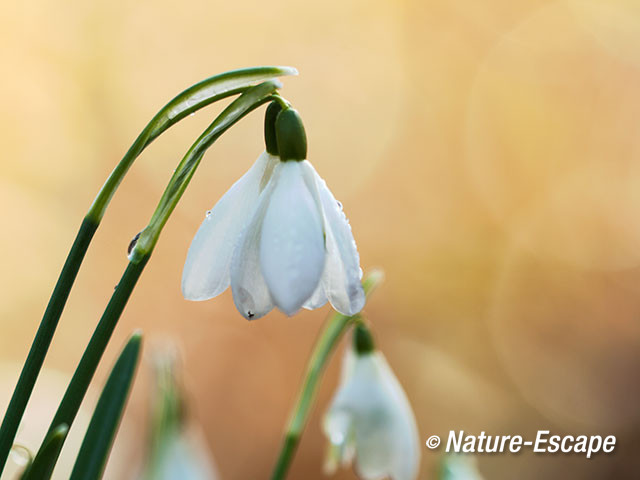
[1,0,640,478]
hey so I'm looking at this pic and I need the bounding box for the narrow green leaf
[0,218,97,476]
[69,331,143,480]
[20,424,68,480]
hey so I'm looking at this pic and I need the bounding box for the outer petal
[356,354,420,480]
[301,161,365,315]
[229,164,282,320]
[322,409,356,474]
[303,282,328,310]
[259,161,326,315]
[182,152,278,301]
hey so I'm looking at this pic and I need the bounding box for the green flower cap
[276,108,307,161]
[353,322,375,355]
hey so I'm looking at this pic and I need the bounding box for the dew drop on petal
[205,210,212,217]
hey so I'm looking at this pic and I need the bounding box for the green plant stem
[270,272,383,480]
[0,218,97,474]
[32,81,282,466]
[45,258,148,441]
[70,332,142,480]
[0,67,294,476]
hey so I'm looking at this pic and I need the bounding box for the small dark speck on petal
[247,311,255,319]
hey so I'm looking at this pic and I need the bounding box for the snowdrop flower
[323,324,420,480]
[182,102,365,319]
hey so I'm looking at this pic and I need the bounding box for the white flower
[181,147,365,320]
[322,334,420,480]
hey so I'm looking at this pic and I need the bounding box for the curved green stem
[0,66,295,475]
[270,271,384,480]
[34,81,282,465]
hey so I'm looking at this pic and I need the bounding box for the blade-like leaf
[20,425,68,480]
[69,331,143,480]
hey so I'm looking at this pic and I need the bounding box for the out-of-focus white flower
[141,345,219,480]
[181,107,364,319]
[322,326,420,480]
[147,430,218,480]
[439,454,484,480]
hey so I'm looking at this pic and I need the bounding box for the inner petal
[259,161,326,315]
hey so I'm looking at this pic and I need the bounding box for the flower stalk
[0,66,296,475]
[270,270,383,480]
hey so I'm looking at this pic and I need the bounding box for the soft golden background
[1,0,640,478]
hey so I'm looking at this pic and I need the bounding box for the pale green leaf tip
[365,268,385,284]
[363,268,385,295]
[130,329,144,342]
[278,66,299,76]
[50,424,69,439]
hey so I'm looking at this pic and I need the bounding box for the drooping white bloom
[181,151,365,320]
[323,343,420,480]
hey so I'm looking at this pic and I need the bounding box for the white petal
[259,161,326,315]
[182,152,278,301]
[229,165,282,320]
[301,161,365,316]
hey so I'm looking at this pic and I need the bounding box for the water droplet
[9,445,31,467]
[206,210,212,217]
[189,112,195,117]
[127,232,141,255]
